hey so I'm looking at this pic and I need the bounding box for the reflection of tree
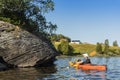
[0,65,57,80]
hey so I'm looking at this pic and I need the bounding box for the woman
[77,53,91,65]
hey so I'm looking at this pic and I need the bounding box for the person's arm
[76,60,83,65]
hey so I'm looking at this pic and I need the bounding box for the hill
[54,41,120,56]
[70,43,96,55]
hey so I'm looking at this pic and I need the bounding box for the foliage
[103,39,109,54]
[49,34,71,42]
[113,40,119,47]
[107,46,120,56]
[57,41,73,55]
[104,39,109,46]
[96,42,102,54]
[54,40,120,56]
[0,17,11,23]
[0,0,57,34]
[53,42,61,51]
[103,45,109,54]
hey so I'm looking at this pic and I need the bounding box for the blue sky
[46,0,120,45]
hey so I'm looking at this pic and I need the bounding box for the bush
[0,17,11,23]
[58,41,73,55]
[96,42,102,54]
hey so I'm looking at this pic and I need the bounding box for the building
[71,40,81,44]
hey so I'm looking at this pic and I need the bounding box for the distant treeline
[50,34,120,56]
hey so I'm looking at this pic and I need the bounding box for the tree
[0,0,57,34]
[49,34,71,42]
[58,41,73,55]
[113,40,118,47]
[104,39,109,54]
[96,42,102,54]
[104,39,109,46]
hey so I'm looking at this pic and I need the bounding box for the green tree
[49,34,71,42]
[113,40,118,47]
[0,0,57,34]
[96,42,102,54]
[104,39,109,54]
[104,39,109,46]
[58,41,73,55]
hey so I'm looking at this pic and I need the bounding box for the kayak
[69,62,107,71]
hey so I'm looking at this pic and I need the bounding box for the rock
[0,63,7,71]
[0,56,8,71]
[0,21,58,67]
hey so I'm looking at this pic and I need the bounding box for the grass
[54,41,120,56]
[70,43,96,55]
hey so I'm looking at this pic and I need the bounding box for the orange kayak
[69,62,107,71]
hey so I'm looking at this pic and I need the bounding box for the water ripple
[0,57,120,80]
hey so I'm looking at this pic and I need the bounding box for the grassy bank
[54,42,97,56]
[70,43,96,55]
[54,41,120,57]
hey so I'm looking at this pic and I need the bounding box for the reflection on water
[0,57,120,80]
[68,69,106,80]
[0,66,57,80]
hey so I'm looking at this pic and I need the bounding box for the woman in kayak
[76,53,91,65]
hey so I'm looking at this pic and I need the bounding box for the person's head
[82,53,89,58]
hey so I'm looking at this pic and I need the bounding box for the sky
[46,0,120,45]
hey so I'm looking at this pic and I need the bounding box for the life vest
[83,58,91,64]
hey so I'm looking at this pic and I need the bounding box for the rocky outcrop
[0,21,58,68]
[0,57,8,70]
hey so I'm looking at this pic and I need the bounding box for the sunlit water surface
[0,57,120,80]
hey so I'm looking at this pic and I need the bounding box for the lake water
[0,57,120,80]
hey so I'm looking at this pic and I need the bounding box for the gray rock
[0,21,58,67]
[0,63,7,70]
[0,56,8,70]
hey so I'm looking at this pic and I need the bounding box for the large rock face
[0,21,57,68]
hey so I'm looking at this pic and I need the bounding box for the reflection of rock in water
[0,65,57,80]
[38,66,57,74]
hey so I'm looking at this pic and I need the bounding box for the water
[0,57,120,80]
